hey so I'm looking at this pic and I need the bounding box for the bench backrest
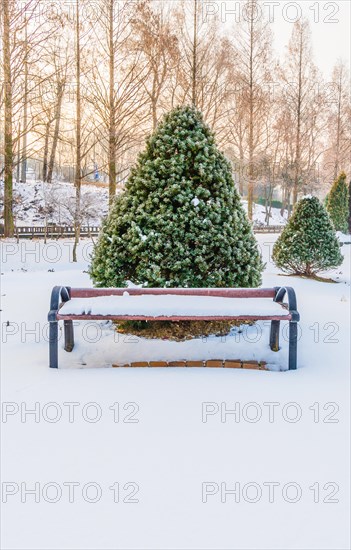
[69,288,277,299]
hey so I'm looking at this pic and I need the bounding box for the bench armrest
[274,286,300,322]
[48,286,71,322]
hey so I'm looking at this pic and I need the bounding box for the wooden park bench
[48,286,300,370]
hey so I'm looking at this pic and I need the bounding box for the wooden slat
[57,313,291,321]
[69,287,277,298]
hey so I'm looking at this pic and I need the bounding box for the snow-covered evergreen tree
[326,172,349,233]
[90,105,263,288]
[273,196,343,277]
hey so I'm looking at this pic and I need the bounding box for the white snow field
[0,180,109,227]
[1,234,350,550]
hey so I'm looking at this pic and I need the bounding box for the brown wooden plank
[112,360,270,370]
[206,360,223,368]
[57,313,291,321]
[69,287,276,298]
[242,361,261,370]
[224,360,242,368]
[187,361,205,367]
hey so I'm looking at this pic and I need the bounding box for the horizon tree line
[1,0,350,243]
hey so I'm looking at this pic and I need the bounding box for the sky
[271,0,351,79]
[202,0,351,79]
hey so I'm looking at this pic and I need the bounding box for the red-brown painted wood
[57,313,291,321]
[69,287,277,298]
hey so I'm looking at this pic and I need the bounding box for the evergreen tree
[273,196,343,277]
[90,105,263,288]
[326,172,349,233]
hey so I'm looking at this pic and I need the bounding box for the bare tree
[1,0,54,236]
[175,0,215,109]
[168,0,233,145]
[131,0,178,131]
[1,0,349,232]
[11,2,54,176]
[46,42,70,183]
[325,60,351,181]
[31,31,71,183]
[20,15,28,182]
[85,0,149,206]
[191,0,198,106]
[2,0,14,236]
[37,181,60,242]
[73,0,82,262]
[231,0,273,219]
[281,19,316,205]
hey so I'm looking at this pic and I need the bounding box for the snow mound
[59,294,291,318]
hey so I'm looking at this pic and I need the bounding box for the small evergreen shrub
[272,196,343,277]
[89,105,264,338]
[90,105,263,288]
[326,172,349,233]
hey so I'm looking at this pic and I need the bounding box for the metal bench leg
[64,320,74,352]
[49,321,59,368]
[269,320,280,352]
[288,321,298,370]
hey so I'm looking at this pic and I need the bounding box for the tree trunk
[333,70,342,181]
[293,31,303,205]
[287,190,292,217]
[108,0,117,207]
[192,0,198,107]
[247,4,254,221]
[16,122,21,182]
[280,186,286,217]
[42,121,51,181]
[20,17,28,183]
[264,184,273,225]
[47,82,64,183]
[151,97,158,131]
[3,0,14,237]
[238,149,244,195]
[73,0,81,263]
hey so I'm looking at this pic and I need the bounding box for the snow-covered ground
[0,180,109,227]
[1,234,350,549]
[242,198,289,226]
[0,180,288,227]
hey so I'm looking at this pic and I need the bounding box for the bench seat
[48,286,300,369]
[58,294,291,321]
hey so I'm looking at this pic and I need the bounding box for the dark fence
[252,225,284,233]
[0,224,285,239]
[0,225,101,239]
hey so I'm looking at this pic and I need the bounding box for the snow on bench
[48,286,300,370]
[58,293,291,320]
